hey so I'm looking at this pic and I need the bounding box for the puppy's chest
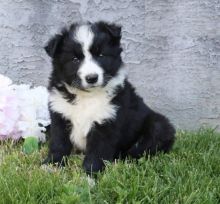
[49,90,117,151]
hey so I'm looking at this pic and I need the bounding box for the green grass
[0,128,220,204]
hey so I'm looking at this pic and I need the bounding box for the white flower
[13,85,50,142]
[0,74,12,88]
[0,74,50,142]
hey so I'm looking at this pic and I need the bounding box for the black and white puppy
[43,21,175,174]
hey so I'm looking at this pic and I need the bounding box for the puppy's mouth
[81,84,103,91]
[78,77,112,91]
[69,78,106,92]
[81,80,106,91]
[69,83,103,92]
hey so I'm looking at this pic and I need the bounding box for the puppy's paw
[82,156,104,175]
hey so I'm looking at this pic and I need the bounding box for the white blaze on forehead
[74,25,94,50]
[74,25,104,88]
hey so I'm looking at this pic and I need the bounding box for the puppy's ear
[104,23,121,39]
[44,34,63,58]
[97,22,122,43]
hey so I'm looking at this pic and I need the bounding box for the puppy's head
[45,21,123,90]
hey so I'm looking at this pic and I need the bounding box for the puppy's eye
[99,53,104,57]
[73,56,80,62]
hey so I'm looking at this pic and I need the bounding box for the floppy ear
[44,34,63,58]
[98,21,122,43]
[104,23,121,39]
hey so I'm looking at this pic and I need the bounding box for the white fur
[105,68,127,95]
[49,68,126,151]
[74,25,104,88]
[49,89,117,151]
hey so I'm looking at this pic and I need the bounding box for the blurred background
[0,0,219,131]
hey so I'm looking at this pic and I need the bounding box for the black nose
[85,74,98,84]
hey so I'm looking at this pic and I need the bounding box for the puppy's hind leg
[126,112,175,159]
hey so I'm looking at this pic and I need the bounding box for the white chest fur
[49,88,117,151]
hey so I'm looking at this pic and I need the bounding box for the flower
[0,74,50,142]
[0,84,20,140]
[0,74,12,88]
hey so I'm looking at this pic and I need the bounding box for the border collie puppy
[43,21,175,174]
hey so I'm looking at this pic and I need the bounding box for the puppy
[43,21,175,174]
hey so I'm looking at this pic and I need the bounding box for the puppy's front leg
[83,123,118,174]
[43,111,72,166]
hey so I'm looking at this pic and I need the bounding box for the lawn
[0,128,219,204]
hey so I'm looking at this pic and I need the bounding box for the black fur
[43,21,175,174]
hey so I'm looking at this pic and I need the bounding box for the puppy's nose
[85,74,98,84]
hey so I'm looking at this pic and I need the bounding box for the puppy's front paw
[82,156,104,175]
